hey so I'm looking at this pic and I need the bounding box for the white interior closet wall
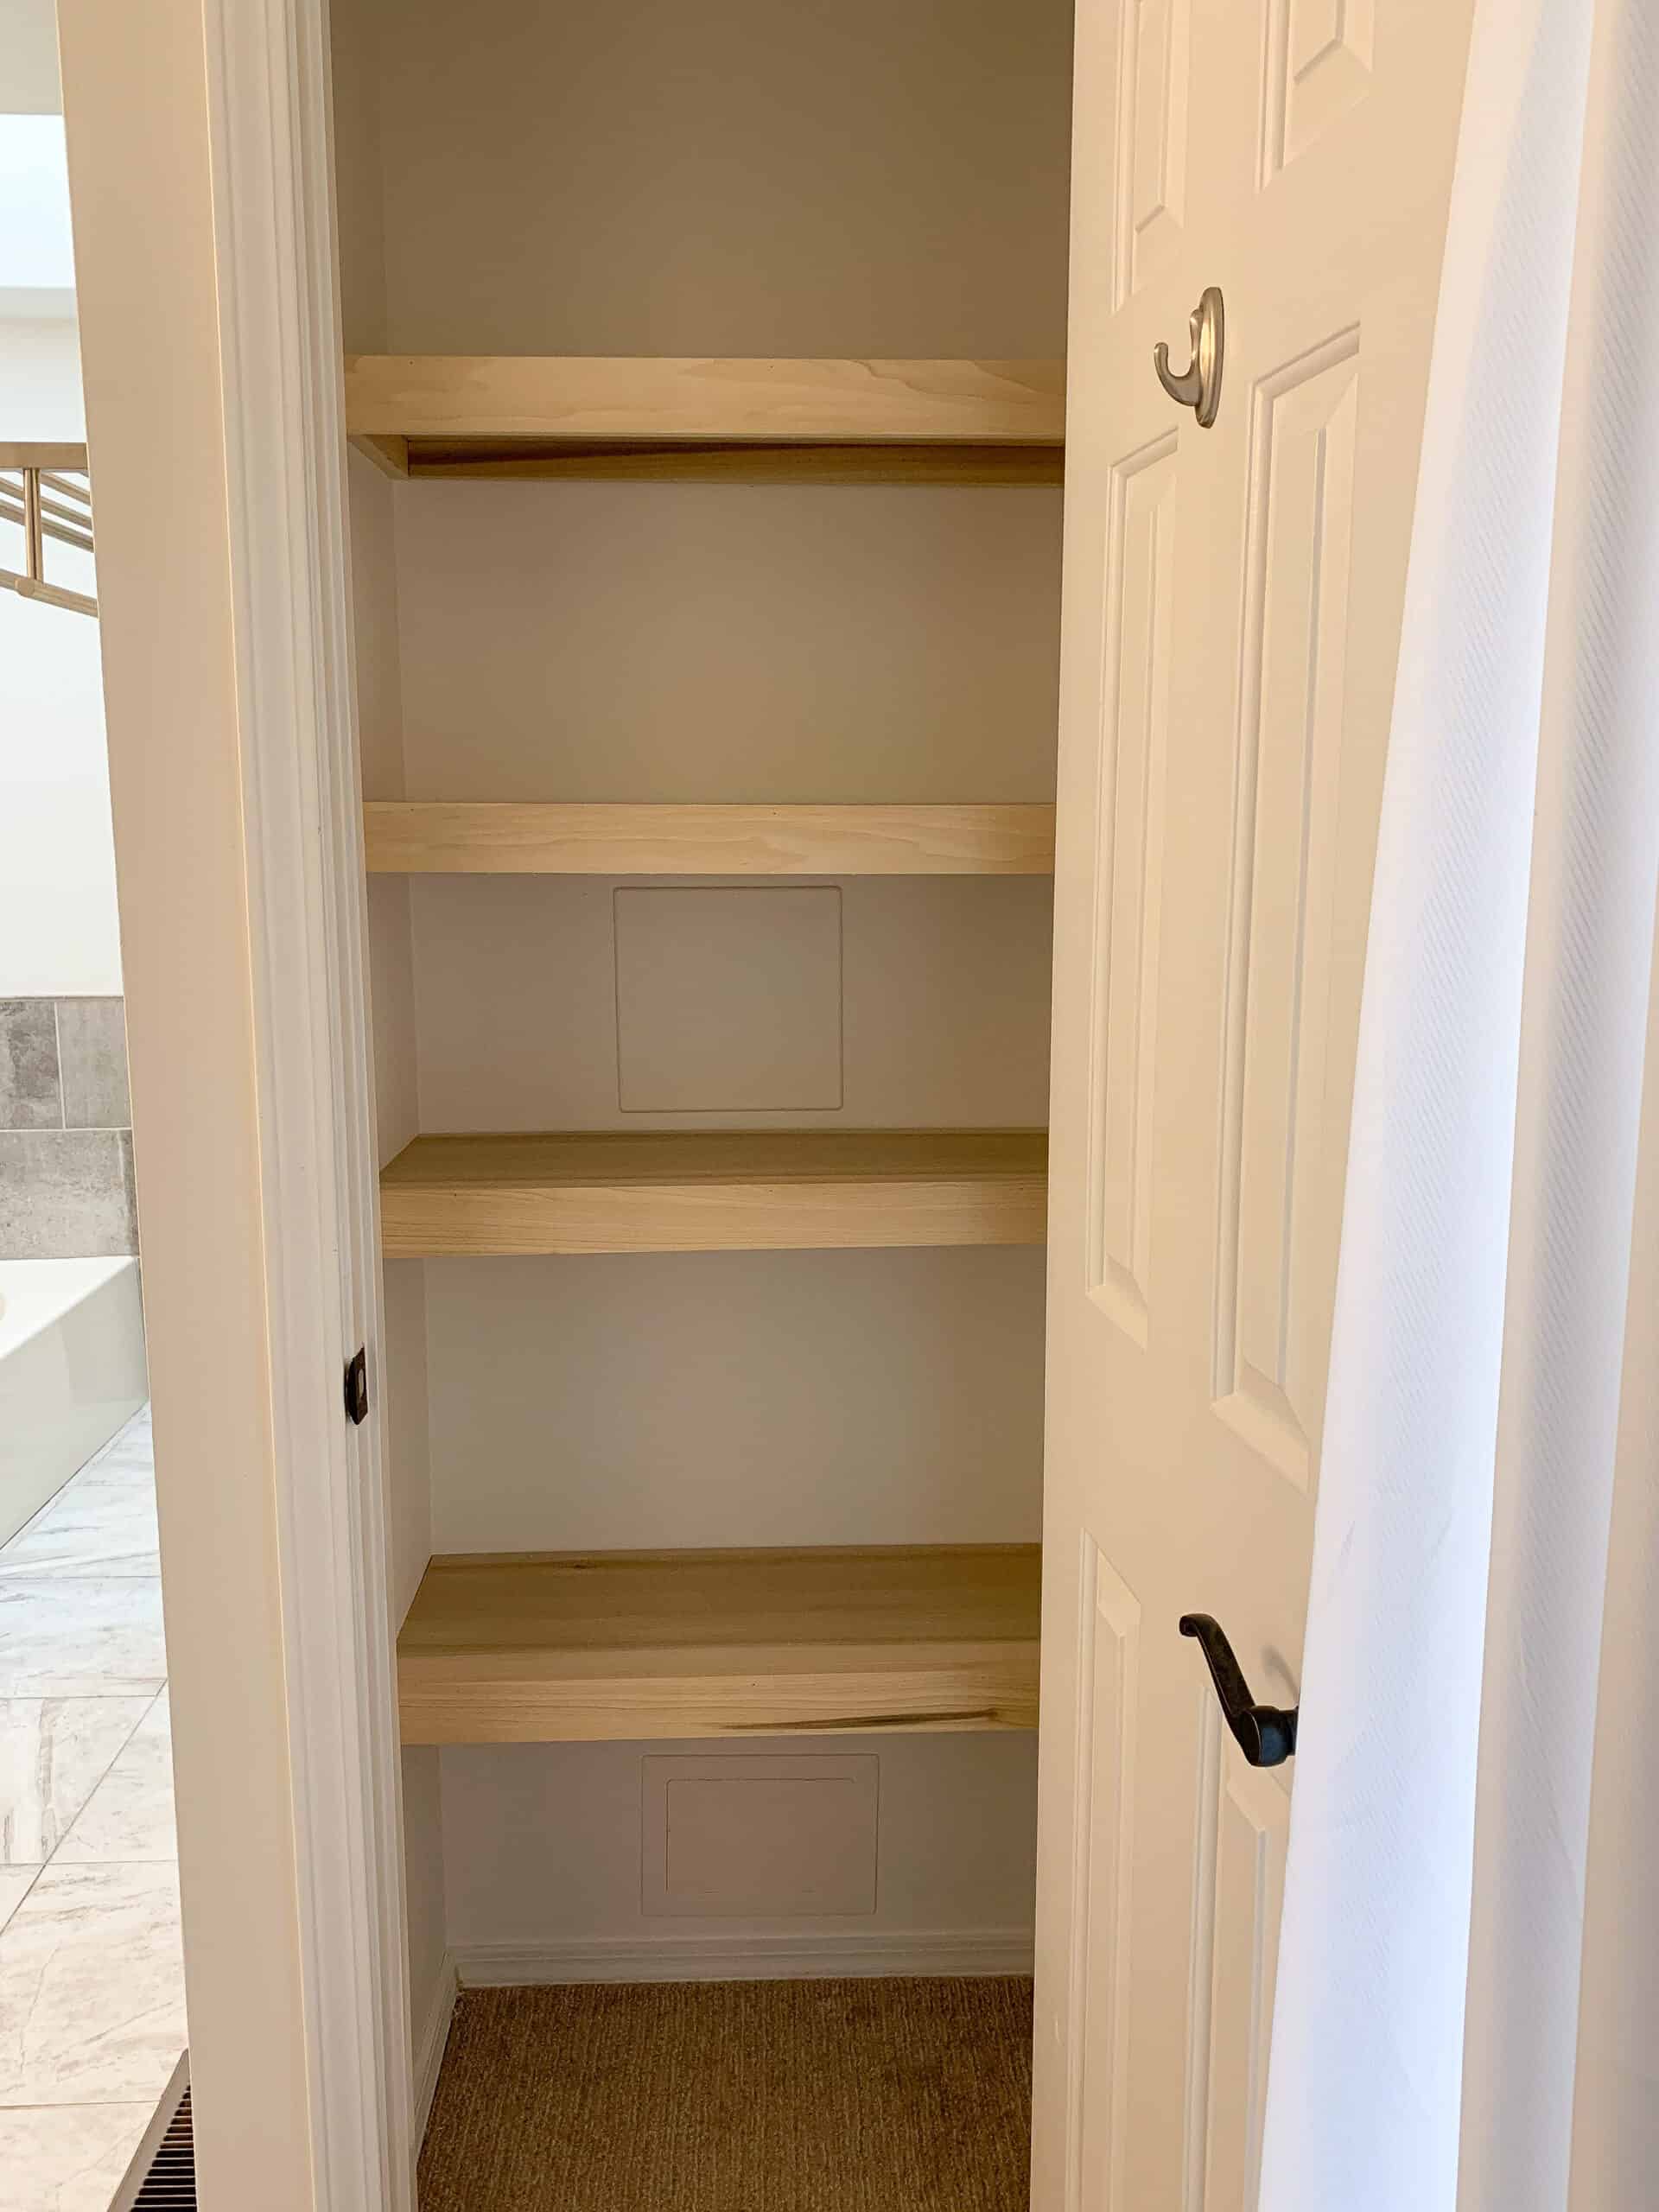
[353,438,448,2065]
[333,0,450,2071]
[371,0,1071,359]
[334,0,1071,1998]
[440,1732,1039,1980]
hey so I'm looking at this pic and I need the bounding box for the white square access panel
[612,884,843,1112]
[642,1751,879,1918]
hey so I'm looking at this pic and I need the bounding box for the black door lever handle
[1179,1614,1299,1768]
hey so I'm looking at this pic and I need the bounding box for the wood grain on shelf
[363,801,1057,876]
[397,1544,1042,1743]
[344,355,1065,447]
[379,1128,1048,1256]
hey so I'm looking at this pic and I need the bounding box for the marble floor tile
[0,1700,150,1865]
[0,2101,153,2209]
[79,1419,153,1478]
[0,1866,40,1935]
[0,1582,166,1700]
[0,1862,184,2106]
[0,1471,162,1580]
[54,1698,175,1865]
[60,1450,156,1504]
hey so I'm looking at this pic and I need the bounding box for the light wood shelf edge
[363,801,1057,876]
[397,1544,1042,1744]
[344,355,1065,448]
[378,1128,1049,1257]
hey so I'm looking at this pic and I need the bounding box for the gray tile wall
[0,999,137,1259]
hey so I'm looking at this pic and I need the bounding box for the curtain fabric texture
[1258,4,1659,2209]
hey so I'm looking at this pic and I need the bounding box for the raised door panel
[1261,0,1375,182]
[1115,0,1193,306]
[1197,1755,1290,2212]
[1086,436,1178,1344]
[1065,1540,1143,2212]
[1213,332,1361,1490]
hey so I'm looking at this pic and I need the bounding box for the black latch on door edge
[345,1346,369,1426]
[1179,1613,1298,1767]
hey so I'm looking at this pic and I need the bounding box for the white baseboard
[454,1928,1034,1987]
[412,1952,459,2148]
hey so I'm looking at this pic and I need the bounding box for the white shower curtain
[1258,3,1659,2210]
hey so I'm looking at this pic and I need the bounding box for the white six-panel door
[1033,3,1478,2204]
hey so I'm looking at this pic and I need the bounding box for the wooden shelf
[397,1545,1042,1744]
[363,801,1056,876]
[344,356,1065,483]
[379,1128,1048,1256]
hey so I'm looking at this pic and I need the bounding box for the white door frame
[55,0,409,2206]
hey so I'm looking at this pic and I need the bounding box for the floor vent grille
[132,2085,195,2207]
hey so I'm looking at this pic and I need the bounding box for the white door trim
[195,0,411,2202]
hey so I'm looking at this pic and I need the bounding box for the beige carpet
[418,1977,1033,2212]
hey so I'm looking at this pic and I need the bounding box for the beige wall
[385,482,1063,807]
[423,1247,1044,1554]
[370,0,1072,359]
[407,874,1053,1132]
[327,0,388,359]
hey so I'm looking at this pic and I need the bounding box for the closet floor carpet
[417,1976,1034,2212]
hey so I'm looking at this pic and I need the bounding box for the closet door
[1033,2,1476,2205]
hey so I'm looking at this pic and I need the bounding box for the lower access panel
[397,1544,1041,1744]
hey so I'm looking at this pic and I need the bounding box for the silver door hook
[1154,286,1224,428]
